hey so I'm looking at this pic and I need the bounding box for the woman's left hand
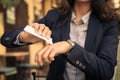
[34,41,71,65]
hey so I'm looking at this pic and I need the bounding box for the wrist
[19,31,30,43]
[66,39,75,48]
[65,39,75,53]
[19,31,25,42]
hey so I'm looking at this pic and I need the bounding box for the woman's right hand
[19,23,52,43]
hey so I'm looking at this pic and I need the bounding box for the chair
[17,63,41,69]
[0,67,17,76]
[0,67,17,80]
[16,63,48,80]
[32,72,46,80]
[16,63,41,80]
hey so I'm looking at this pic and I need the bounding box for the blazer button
[79,63,82,67]
[82,65,86,69]
[5,37,10,40]
[76,60,79,64]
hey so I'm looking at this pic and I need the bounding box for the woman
[1,0,119,80]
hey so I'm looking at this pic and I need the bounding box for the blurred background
[0,0,120,80]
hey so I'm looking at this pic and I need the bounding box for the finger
[31,23,43,34]
[31,23,39,29]
[42,45,53,63]
[48,48,56,61]
[41,27,50,37]
[38,24,46,35]
[34,50,43,65]
[31,23,41,33]
[46,30,52,39]
[30,23,36,28]
[34,46,49,65]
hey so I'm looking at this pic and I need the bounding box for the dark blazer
[1,9,119,80]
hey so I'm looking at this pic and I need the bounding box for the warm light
[114,3,120,8]
[113,0,119,3]
[112,0,120,8]
[37,0,42,2]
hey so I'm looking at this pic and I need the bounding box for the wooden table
[0,52,29,80]
[0,52,29,57]
[0,52,29,67]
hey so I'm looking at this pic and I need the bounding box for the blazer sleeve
[67,20,119,80]
[1,27,25,48]
[0,9,60,48]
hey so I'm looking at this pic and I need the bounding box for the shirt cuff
[14,32,27,45]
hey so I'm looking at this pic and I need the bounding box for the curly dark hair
[58,0,118,21]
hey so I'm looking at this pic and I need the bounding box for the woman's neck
[74,1,91,23]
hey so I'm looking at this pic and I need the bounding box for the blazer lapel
[60,13,102,51]
[85,14,102,51]
[61,13,71,41]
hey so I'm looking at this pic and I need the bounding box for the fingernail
[50,58,54,61]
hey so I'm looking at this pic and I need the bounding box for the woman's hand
[34,41,72,65]
[19,23,52,43]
